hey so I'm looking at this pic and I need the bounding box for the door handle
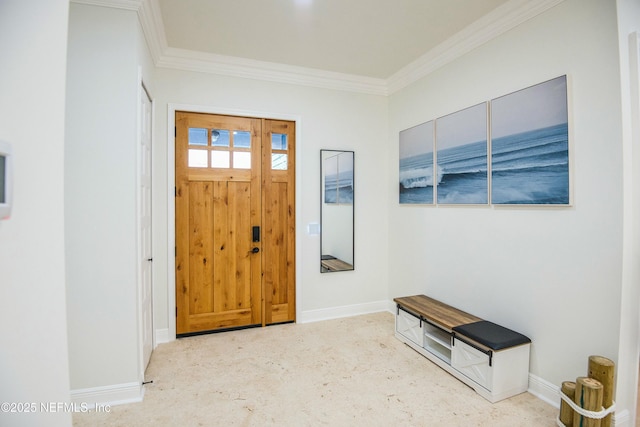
[252,226,260,242]
[251,247,260,254]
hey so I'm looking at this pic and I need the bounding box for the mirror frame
[320,149,354,273]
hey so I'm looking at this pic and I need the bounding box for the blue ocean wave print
[399,152,440,204]
[436,139,488,204]
[399,141,489,204]
[325,170,353,204]
[491,123,569,204]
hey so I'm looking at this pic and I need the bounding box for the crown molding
[387,0,566,94]
[73,0,565,97]
[71,0,142,11]
[137,0,167,65]
[156,47,389,96]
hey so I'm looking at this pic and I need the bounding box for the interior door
[175,112,295,335]
[139,84,153,369]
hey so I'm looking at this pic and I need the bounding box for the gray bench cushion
[453,320,530,351]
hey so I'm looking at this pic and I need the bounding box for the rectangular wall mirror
[320,150,354,272]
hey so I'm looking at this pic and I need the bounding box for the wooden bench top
[321,258,353,272]
[394,294,482,332]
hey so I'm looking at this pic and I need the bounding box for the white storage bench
[394,295,531,403]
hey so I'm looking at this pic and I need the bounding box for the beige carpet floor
[73,312,558,426]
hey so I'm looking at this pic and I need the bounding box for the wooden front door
[175,112,295,335]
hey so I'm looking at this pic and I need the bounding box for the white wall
[615,0,640,423]
[151,69,389,332]
[54,0,640,423]
[322,205,353,265]
[388,0,624,410]
[0,1,72,426]
[65,3,154,396]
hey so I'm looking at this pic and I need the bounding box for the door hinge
[175,186,177,197]
[175,307,177,317]
[174,127,177,138]
[175,246,177,257]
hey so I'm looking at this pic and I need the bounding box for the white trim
[387,0,565,93]
[78,0,566,96]
[70,382,144,408]
[298,300,390,324]
[156,47,389,96]
[613,410,631,427]
[155,327,170,344]
[70,0,141,11]
[135,68,144,384]
[167,103,303,341]
[167,107,176,341]
[632,30,640,427]
[527,373,560,408]
[137,0,167,65]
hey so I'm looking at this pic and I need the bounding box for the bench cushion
[453,320,530,351]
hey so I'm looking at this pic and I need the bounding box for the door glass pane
[211,151,230,168]
[272,153,288,170]
[188,149,208,167]
[233,131,251,148]
[272,133,288,150]
[189,128,208,146]
[233,152,251,169]
[211,129,230,147]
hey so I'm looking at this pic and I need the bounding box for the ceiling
[77,0,562,94]
[157,0,511,79]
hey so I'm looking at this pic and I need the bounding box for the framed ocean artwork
[491,75,570,205]
[323,151,354,205]
[435,102,488,204]
[399,120,435,204]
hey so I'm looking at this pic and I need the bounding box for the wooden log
[560,381,576,426]
[573,377,603,427]
[588,356,615,427]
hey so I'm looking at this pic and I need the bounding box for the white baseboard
[613,410,630,427]
[527,373,629,426]
[298,299,391,323]
[527,373,560,408]
[155,327,170,344]
[70,381,144,408]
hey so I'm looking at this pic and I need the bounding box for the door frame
[166,103,302,341]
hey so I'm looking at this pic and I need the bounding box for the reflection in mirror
[321,150,354,272]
